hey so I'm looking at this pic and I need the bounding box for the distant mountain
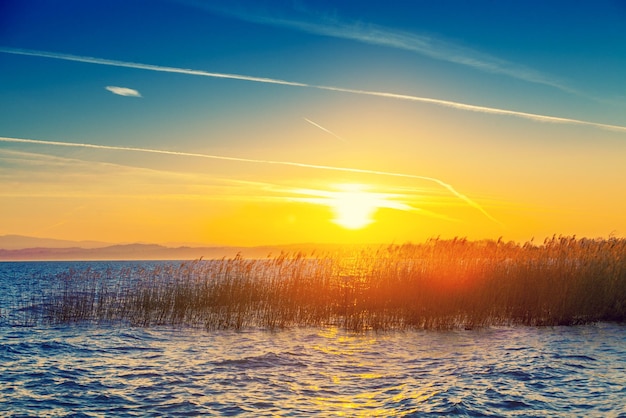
[0,235,370,261]
[0,235,110,250]
[0,243,257,261]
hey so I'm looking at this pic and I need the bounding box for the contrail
[0,47,308,87]
[2,47,626,133]
[304,118,346,142]
[0,135,503,226]
[312,86,626,132]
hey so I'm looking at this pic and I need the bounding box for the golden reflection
[302,327,448,416]
[358,373,383,379]
[309,327,399,416]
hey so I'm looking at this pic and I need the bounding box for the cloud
[191,3,575,95]
[1,47,624,133]
[0,135,502,226]
[0,148,295,204]
[105,86,142,97]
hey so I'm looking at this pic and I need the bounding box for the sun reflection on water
[2,319,624,416]
[304,326,423,416]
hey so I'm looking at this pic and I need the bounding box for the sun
[329,184,384,229]
[292,183,414,231]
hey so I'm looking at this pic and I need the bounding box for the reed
[18,236,626,331]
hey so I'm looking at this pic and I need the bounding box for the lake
[1,261,625,417]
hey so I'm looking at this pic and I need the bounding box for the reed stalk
[10,236,625,331]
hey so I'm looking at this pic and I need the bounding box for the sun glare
[292,183,414,230]
[330,184,380,229]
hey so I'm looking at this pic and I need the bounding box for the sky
[1,0,626,246]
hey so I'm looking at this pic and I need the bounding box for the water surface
[1,262,625,416]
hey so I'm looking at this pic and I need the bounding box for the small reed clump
[28,236,626,331]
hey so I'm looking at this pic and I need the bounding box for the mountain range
[0,235,349,261]
[0,235,111,250]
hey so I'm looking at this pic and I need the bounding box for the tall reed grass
[21,236,626,330]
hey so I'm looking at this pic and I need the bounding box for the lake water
[1,261,625,417]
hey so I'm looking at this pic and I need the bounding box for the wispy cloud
[1,47,624,133]
[105,86,142,97]
[192,3,575,94]
[0,148,302,204]
[0,135,502,226]
[304,118,346,142]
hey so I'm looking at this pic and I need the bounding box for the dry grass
[27,236,626,330]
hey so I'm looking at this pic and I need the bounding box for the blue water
[1,261,625,417]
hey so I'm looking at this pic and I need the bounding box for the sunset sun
[330,184,381,229]
[293,183,416,231]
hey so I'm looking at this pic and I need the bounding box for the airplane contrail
[304,118,346,142]
[1,47,626,133]
[0,47,308,87]
[0,135,503,226]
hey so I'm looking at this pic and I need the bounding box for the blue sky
[1,0,626,245]
[2,1,626,137]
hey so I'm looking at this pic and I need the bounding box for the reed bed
[21,236,626,330]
